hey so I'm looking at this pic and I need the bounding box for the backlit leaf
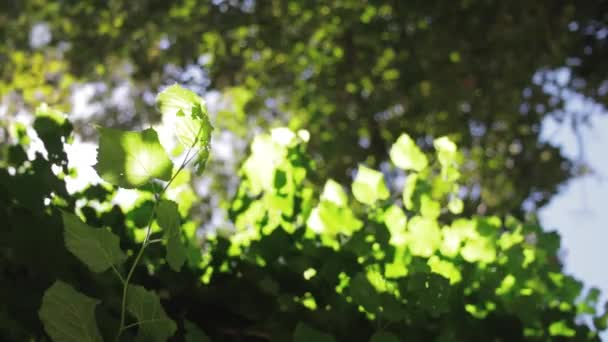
[156,84,213,175]
[156,199,186,271]
[407,216,441,257]
[39,281,102,342]
[126,285,177,342]
[352,165,389,205]
[390,133,427,171]
[62,210,126,273]
[95,127,173,189]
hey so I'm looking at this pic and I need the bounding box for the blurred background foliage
[1,0,607,217]
[1,0,608,340]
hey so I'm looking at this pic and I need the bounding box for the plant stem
[114,142,200,342]
[115,201,157,341]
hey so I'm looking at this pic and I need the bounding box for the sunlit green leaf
[156,84,213,175]
[242,134,286,195]
[390,133,427,171]
[407,216,441,257]
[447,197,464,214]
[384,205,407,233]
[428,256,462,284]
[461,237,496,263]
[433,136,457,167]
[126,285,177,342]
[385,205,407,246]
[39,281,102,342]
[352,165,390,205]
[95,127,173,188]
[321,179,348,206]
[549,321,576,337]
[420,194,440,219]
[62,210,126,273]
[402,174,418,210]
[307,200,362,239]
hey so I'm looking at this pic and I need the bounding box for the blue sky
[540,113,608,303]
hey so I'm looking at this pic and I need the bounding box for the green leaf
[62,210,126,273]
[156,200,186,271]
[95,127,173,188]
[184,320,211,342]
[352,165,390,205]
[307,200,363,239]
[549,320,576,337]
[293,322,335,342]
[447,197,464,214]
[407,216,441,257]
[420,194,440,219]
[384,205,407,233]
[321,179,348,206]
[370,332,401,342]
[461,236,496,263]
[39,281,103,342]
[385,205,408,247]
[126,285,177,342]
[433,136,457,167]
[156,84,213,175]
[390,133,428,171]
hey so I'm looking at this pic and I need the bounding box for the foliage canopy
[1,1,608,341]
[0,85,607,341]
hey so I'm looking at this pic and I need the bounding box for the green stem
[114,142,200,342]
[115,201,157,341]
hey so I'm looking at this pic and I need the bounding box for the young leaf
[293,322,335,342]
[156,84,213,175]
[126,285,177,342]
[62,211,126,273]
[389,133,428,171]
[352,165,390,205]
[95,127,173,189]
[155,199,186,271]
[39,281,103,342]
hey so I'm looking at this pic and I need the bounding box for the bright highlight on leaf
[62,210,126,273]
[549,320,576,337]
[390,133,428,171]
[95,127,173,189]
[156,84,213,175]
[407,216,441,257]
[39,281,103,342]
[352,165,389,205]
[126,285,177,342]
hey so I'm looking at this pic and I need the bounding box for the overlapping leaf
[95,127,173,188]
[39,281,103,342]
[390,133,427,171]
[155,199,186,271]
[156,84,213,175]
[352,165,389,205]
[62,210,126,273]
[126,285,177,342]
